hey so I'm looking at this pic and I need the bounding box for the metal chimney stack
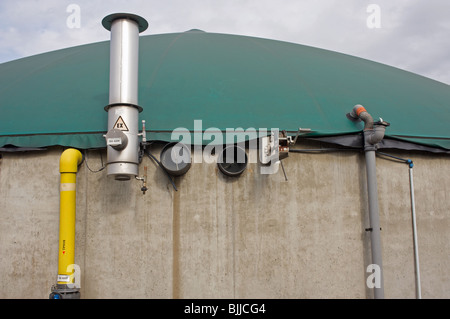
[102,13,148,180]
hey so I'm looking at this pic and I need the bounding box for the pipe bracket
[365,227,382,232]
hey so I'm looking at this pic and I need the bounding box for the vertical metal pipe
[102,13,148,180]
[50,148,83,299]
[409,166,422,299]
[108,18,140,105]
[349,105,389,299]
[365,150,385,299]
[58,149,83,278]
[58,172,78,283]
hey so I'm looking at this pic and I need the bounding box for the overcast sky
[0,0,449,84]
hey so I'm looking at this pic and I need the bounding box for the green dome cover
[1,31,449,150]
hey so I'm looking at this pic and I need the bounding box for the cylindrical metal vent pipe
[102,13,148,180]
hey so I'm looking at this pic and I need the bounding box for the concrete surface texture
[0,142,449,298]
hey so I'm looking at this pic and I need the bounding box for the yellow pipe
[57,149,83,285]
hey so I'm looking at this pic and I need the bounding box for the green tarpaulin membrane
[1,30,450,151]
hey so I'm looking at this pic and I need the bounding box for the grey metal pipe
[365,149,384,299]
[375,152,422,299]
[108,18,140,105]
[102,13,148,180]
[409,165,422,299]
[348,104,389,299]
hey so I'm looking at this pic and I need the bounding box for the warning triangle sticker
[113,116,129,131]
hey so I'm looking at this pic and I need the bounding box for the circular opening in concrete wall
[160,142,192,176]
[217,145,248,177]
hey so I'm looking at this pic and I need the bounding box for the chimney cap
[102,13,148,33]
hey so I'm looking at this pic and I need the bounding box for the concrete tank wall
[0,142,449,298]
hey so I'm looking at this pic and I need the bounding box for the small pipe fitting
[348,104,390,150]
[60,148,83,173]
[348,104,373,130]
[365,124,387,145]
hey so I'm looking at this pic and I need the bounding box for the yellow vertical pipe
[57,149,83,285]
